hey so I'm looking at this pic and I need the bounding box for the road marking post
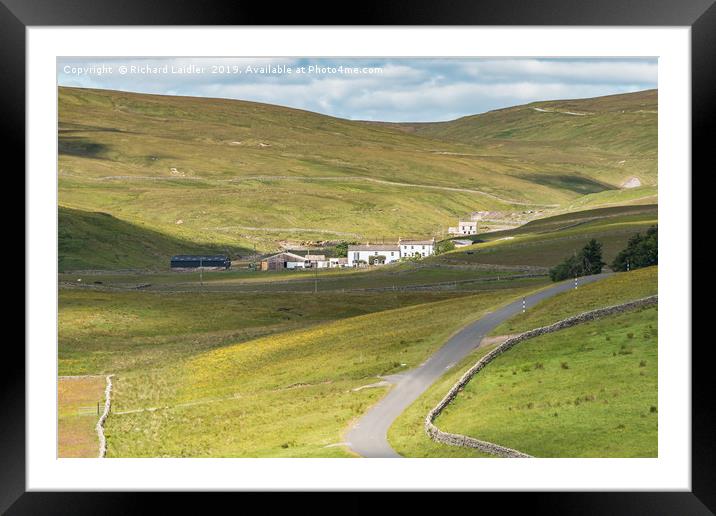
[574,276,578,289]
[522,297,526,313]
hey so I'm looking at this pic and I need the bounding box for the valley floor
[57,205,658,458]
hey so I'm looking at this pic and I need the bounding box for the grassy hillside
[59,206,247,271]
[85,287,541,457]
[432,204,657,268]
[58,87,657,269]
[435,306,657,457]
[59,288,492,375]
[492,266,657,335]
[388,267,657,457]
[399,90,657,190]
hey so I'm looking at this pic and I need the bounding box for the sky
[57,57,657,122]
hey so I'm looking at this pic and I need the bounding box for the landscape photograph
[57,57,658,459]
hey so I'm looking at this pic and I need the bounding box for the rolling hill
[58,87,657,269]
[387,89,657,190]
[58,206,247,271]
[432,204,657,268]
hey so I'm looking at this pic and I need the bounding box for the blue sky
[57,57,657,122]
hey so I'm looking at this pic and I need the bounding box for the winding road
[345,273,611,458]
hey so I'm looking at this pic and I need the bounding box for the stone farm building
[448,220,478,236]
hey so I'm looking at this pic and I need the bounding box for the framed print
[6,0,711,512]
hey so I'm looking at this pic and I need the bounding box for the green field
[60,261,545,294]
[59,87,657,270]
[90,286,542,457]
[60,287,524,376]
[388,267,658,457]
[435,306,658,457]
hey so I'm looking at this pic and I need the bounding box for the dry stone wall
[96,374,114,458]
[425,295,658,458]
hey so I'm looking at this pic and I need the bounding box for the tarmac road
[345,273,611,458]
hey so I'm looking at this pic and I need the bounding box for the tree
[549,239,605,282]
[549,255,579,282]
[611,226,657,271]
[435,240,456,255]
[334,241,357,258]
[580,239,606,275]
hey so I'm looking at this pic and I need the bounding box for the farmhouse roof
[262,252,306,262]
[348,244,400,252]
[304,254,327,261]
[399,238,435,245]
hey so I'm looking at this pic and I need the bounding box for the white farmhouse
[347,243,401,266]
[399,238,436,258]
[448,220,478,236]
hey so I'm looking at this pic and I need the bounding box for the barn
[170,255,231,270]
[260,252,307,271]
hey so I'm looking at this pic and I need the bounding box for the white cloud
[461,59,658,84]
[57,57,657,122]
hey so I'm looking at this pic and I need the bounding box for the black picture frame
[5,0,709,513]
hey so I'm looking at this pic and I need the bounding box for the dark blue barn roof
[171,255,230,261]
